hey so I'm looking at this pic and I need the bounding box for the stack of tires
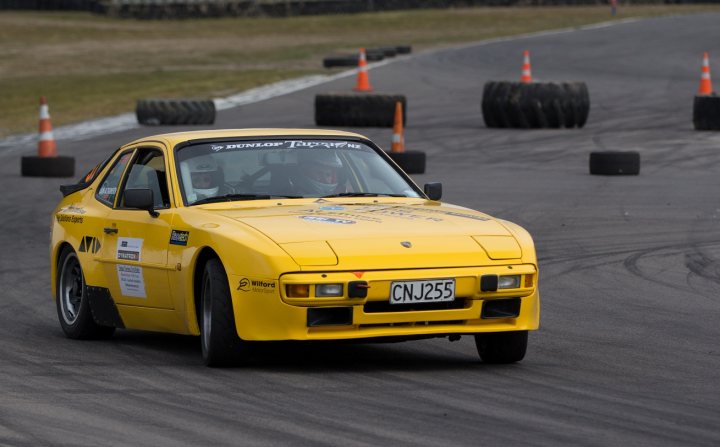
[482,81,590,129]
[693,94,720,130]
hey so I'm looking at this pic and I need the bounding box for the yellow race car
[51,129,539,366]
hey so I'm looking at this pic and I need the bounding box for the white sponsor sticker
[117,237,143,262]
[117,264,146,298]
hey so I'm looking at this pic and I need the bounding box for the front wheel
[200,258,249,367]
[474,331,528,364]
[56,247,115,339]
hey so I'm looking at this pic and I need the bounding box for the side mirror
[424,182,442,201]
[124,188,159,218]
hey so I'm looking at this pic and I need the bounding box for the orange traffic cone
[391,101,405,153]
[38,96,57,157]
[698,52,713,96]
[520,50,532,83]
[353,48,373,92]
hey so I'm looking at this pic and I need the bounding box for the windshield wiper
[192,194,272,205]
[321,192,407,198]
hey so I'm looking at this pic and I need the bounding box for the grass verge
[0,5,718,137]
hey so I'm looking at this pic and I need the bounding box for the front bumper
[231,265,539,341]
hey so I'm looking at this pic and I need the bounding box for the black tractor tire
[475,331,528,364]
[56,247,115,340]
[323,52,384,68]
[315,93,407,128]
[482,81,590,129]
[136,99,216,125]
[693,94,720,130]
[589,151,640,175]
[387,150,426,174]
[21,155,75,178]
[200,258,249,367]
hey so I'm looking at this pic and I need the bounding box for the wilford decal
[237,278,277,294]
[300,216,356,225]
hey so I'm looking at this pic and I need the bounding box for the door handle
[103,227,118,234]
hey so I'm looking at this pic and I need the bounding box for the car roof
[124,128,369,148]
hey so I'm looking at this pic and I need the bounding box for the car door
[96,145,175,309]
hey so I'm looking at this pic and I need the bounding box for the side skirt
[87,286,125,328]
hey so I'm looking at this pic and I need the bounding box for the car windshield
[175,139,422,205]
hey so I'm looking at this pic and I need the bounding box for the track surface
[2,14,720,446]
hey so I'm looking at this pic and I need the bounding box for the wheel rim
[201,274,212,353]
[59,252,83,326]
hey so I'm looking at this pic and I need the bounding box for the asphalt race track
[1,13,719,446]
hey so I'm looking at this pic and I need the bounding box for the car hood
[212,201,521,268]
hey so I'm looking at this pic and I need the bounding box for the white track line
[0,15,644,153]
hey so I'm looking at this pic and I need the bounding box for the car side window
[96,151,133,207]
[117,149,171,209]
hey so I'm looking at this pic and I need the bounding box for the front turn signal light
[287,284,310,298]
[524,274,534,288]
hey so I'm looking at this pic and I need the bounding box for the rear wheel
[56,247,115,339]
[200,258,249,367]
[474,331,528,364]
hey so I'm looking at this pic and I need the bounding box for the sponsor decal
[117,264,146,298]
[58,204,86,215]
[320,205,345,211]
[237,277,277,294]
[79,236,101,254]
[56,214,83,224]
[300,216,355,225]
[208,140,366,151]
[169,230,189,246]
[117,237,143,262]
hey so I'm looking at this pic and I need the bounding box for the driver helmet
[187,155,220,199]
[297,150,343,196]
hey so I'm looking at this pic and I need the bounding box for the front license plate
[389,279,455,304]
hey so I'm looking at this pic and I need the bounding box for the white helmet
[187,155,220,199]
[296,150,343,196]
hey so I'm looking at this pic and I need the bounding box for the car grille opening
[363,298,469,313]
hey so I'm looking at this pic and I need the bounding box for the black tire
[56,247,115,339]
[323,52,384,68]
[368,46,397,57]
[136,99,215,125]
[387,150,426,174]
[21,155,75,178]
[315,93,406,127]
[481,81,589,129]
[589,151,640,175]
[475,331,528,364]
[395,45,412,55]
[200,258,249,367]
[693,94,720,130]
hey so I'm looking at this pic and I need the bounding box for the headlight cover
[498,275,521,289]
[315,284,343,297]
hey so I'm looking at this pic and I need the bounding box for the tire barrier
[323,52,384,68]
[482,81,590,129]
[395,45,412,55]
[387,151,425,174]
[21,156,75,178]
[315,94,406,127]
[692,95,720,130]
[136,99,216,125]
[589,151,640,176]
[368,47,398,58]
